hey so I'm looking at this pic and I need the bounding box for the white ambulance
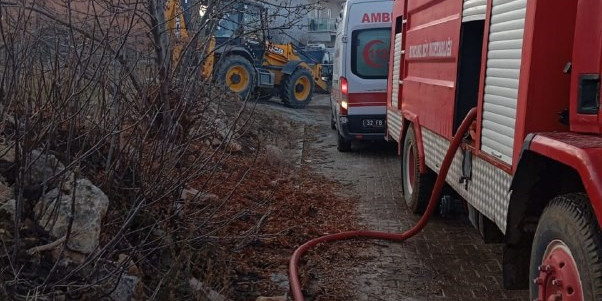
[330,0,394,152]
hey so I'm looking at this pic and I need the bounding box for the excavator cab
[213,2,268,62]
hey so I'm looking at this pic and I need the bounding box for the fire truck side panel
[422,127,512,232]
[403,0,462,140]
[512,0,576,172]
[396,0,518,233]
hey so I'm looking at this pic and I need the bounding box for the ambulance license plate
[362,119,385,128]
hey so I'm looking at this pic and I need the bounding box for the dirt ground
[252,93,529,300]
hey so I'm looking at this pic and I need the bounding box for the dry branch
[26,235,66,255]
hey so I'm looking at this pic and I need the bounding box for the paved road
[262,94,528,300]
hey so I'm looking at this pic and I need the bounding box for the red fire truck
[386,0,602,299]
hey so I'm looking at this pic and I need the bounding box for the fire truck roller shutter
[388,32,404,142]
[391,33,403,109]
[463,0,487,22]
[481,0,527,165]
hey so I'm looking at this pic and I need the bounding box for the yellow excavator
[166,0,330,108]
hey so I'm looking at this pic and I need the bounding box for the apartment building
[270,0,344,47]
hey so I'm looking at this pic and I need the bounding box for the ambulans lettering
[361,12,390,23]
[408,39,453,58]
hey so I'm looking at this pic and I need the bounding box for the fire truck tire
[281,68,314,109]
[336,133,351,152]
[401,126,435,214]
[216,55,256,100]
[529,193,602,301]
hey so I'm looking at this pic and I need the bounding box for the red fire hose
[288,108,477,301]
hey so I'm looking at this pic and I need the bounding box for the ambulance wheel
[337,133,351,152]
[216,55,255,100]
[401,126,435,214]
[281,68,314,108]
[330,104,336,130]
[529,193,602,301]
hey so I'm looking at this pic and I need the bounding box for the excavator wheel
[281,68,314,109]
[216,55,256,100]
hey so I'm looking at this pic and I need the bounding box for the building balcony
[308,18,337,33]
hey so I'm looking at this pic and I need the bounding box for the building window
[308,8,335,32]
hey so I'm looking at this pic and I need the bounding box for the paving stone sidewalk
[282,94,529,301]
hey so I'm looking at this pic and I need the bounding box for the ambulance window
[351,28,391,79]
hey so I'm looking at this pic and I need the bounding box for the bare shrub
[0,0,323,299]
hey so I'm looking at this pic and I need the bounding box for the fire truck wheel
[216,55,256,100]
[529,193,602,301]
[281,68,314,109]
[336,133,351,152]
[401,126,435,214]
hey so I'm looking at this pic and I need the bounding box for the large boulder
[34,178,109,254]
[29,150,67,185]
[109,274,141,301]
